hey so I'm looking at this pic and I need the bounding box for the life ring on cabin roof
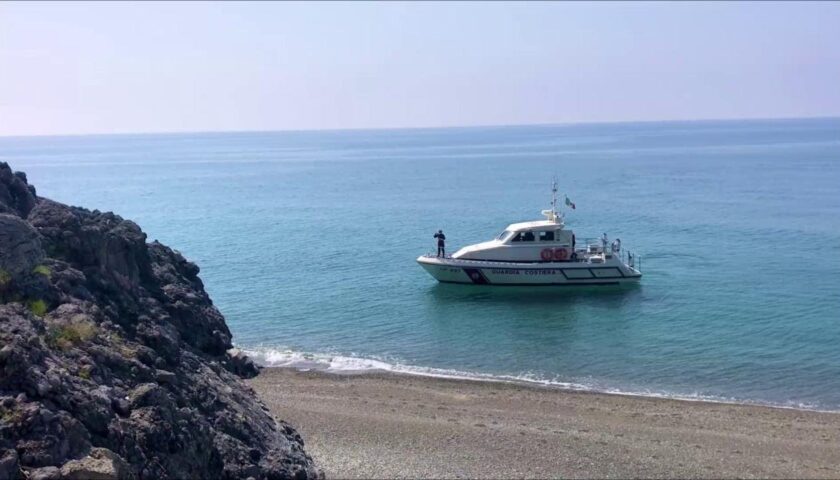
[540,248,553,261]
[554,247,569,261]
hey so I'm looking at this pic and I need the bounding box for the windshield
[496,230,513,241]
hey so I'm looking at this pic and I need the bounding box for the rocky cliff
[0,163,320,480]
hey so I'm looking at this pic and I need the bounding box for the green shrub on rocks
[47,320,98,350]
[0,269,10,288]
[78,366,93,380]
[108,332,137,359]
[0,404,24,425]
[27,299,48,317]
[32,264,51,278]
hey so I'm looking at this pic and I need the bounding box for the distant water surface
[3,118,839,410]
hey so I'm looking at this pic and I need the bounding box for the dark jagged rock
[0,167,36,218]
[0,162,320,479]
[0,214,44,279]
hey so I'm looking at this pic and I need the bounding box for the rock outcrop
[0,162,319,479]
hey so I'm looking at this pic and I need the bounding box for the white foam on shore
[247,347,594,391]
[255,348,395,373]
[244,347,834,413]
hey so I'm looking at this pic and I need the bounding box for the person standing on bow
[434,230,446,257]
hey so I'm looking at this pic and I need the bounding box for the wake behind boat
[417,183,642,286]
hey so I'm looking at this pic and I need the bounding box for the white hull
[417,256,641,286]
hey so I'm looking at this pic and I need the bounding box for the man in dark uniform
[434,230,446,257]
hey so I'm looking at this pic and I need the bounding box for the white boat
[417,183,642,286]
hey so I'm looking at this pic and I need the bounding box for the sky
[1,1,839,136]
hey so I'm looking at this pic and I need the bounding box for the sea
[2,118,839,411]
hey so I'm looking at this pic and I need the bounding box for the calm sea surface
[2,118,839,410]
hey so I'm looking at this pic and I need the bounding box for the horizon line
[1,114,838,140]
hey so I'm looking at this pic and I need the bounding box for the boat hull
[417,256,641,286]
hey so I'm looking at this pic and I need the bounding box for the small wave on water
[243,347,833,413]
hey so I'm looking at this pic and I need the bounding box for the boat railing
[578,238,640,271]
[624,249,641,272]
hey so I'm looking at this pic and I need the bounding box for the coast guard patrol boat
[417,184,642,286]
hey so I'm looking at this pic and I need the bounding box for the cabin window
[539,231,555,242]
[511,231,535,242]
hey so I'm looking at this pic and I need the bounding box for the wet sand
[249,368,840,479]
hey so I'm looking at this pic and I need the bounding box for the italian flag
[565,195,576,210]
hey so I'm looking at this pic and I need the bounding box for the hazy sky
[2,1,839,136]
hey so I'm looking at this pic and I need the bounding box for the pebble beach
[251,368,840,479]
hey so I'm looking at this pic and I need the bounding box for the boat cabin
[495,221,574,246]
[452,219,578,263]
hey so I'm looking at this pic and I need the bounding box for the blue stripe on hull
[462,267,491,284]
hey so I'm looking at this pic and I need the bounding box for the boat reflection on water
[427,280,642,306]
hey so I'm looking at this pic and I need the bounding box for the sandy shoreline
[249,367,840,479]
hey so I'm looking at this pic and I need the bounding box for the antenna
[542,176,564,224]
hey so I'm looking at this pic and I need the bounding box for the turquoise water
[2,118,839,410]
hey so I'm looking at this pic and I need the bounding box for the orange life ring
[554,247,569,261]
[540,248,553,261]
